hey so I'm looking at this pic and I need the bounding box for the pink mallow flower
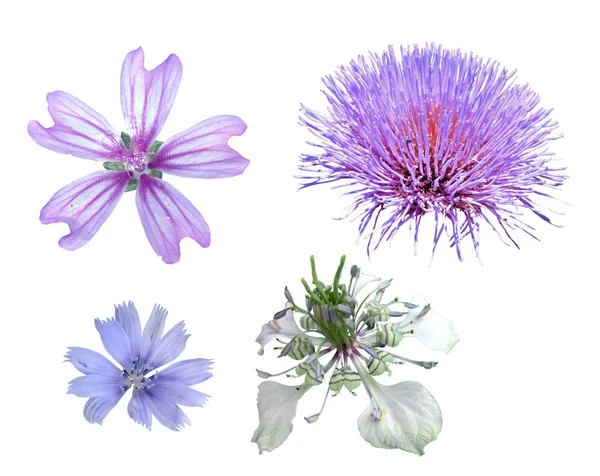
[28,47,249,264]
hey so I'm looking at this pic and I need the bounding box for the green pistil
[300,255,358,349]
[301,278,323,305]
[332,255,346,304]
[310,255,329,303]
[312,305,351,349]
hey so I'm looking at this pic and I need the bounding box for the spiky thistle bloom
[65,302,212,430]
[29,47,249,264]
[252,256,459,455]
[299,44,567,260]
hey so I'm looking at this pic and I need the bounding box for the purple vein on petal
[40,171,130,250]
[150,115,249,178]
[135,174,210,264]
[120,47,182,151]
[28,91,124,161]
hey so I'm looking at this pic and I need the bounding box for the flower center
[372,102,486,211]
[312,304,354,350]
[121,358,157,393]
[102,133,165,192]
[122,147,148,173]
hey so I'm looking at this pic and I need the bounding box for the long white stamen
[304,387,331,424]
[388,351,437,369]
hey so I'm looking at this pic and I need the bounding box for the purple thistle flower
[65,302,212,430]
[299,44,567,260]
[29,48,249,264]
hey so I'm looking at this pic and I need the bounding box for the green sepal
[304,367,324,386]
[286,336,315,360]
[103,161,125,171]
[377,351,396,363]
[367,351,394,376]
[300,314,319,331]
[329,368,344,393]
[341,367,361,392]
[148,140,163,158]
[124,179,138,192]
[121,131,131,150]
[364,301,391,329]
[376,323,404,348]
[296,362,312,376]
[329,366,361,393]
[149,170,163,179]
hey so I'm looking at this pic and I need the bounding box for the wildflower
[29,47,249,264]
[252,255,458,455]
[65,302,212,430]
[299,44,567,261]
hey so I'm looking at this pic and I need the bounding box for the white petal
[255,310,303,355]
[400,296,459,353]
[251,382,309,454]
[341,266,381,297]
[357,379,442,455]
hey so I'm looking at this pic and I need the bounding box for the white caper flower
[253,256,459,455]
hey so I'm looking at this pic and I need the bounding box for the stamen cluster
[271,256,425,394]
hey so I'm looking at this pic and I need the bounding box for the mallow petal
[145,321,189,369]
[400,297,459,353]
[40,171,129,250]
[28,91,123,161]
[150,115,249,178]
[114,301,142,358]
[65,347,121,377]
[251,382,310,454]
[160,358,213,385]
[83,391,123,425]
[120,47,182,150]
[256,310,304,355]
[94,318,132,369]
[357,378,442,455]
[136,174,210,264]
[128,391,153,429]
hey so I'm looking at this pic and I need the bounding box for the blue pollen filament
[120,358,157,393]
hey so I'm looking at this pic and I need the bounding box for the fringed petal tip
[136,174,210,264]
[28,91,122,161]
[39,171,129,251]
[402,297,460,354]
[150,115,250,179]
[121,48,182,151]
[357,380,442,456]
[252,382,309,454]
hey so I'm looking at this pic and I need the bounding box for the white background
[1,0,598,474]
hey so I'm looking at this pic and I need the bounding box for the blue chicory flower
[65,302,212,430]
